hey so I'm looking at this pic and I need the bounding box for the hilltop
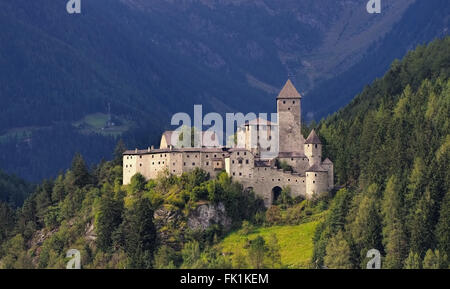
[0,36,448,269]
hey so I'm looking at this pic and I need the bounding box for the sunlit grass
[219,220,320,268]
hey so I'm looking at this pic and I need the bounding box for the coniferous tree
[409,190,435,257]
[95,191,124,252]
[71,153,91,187]
[113,139,127,166]
[405,157,426,222]
[404,250,421,269]
[0,202,15,244]
[348,185,383,264]
[422,249,439,269]
[381,176,407,268]
[324,230,352,269]
[436,190,450,258]
[122,198,157,268]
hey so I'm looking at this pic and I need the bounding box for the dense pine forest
[314,37,449,268]
[0,37,448,269]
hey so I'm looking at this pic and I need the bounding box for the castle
[123,80,333,207]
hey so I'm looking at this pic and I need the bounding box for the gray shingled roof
[305,129,321,144]
[306,163,328,172]
[276,79,302,99]
[123,147,228,155]
[278,152,307,158]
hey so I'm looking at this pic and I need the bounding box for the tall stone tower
[277,79,304,154]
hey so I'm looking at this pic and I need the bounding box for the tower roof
[306,163,328,172]
[277,79,302,99]
[323,158,333,164]
[305,129,321,144]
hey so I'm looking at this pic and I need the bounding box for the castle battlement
[123,80,334,207]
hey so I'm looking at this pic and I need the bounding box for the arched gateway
[271,186,282,205]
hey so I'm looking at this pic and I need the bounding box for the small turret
[322,158,334,190]
[304,129,322,166]
[305,163,328,198]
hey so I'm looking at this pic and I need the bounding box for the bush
[240,220,254,236]
[266,206,282,225]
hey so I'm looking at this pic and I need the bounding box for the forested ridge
[314,37,450,268]
[0,37,448,269]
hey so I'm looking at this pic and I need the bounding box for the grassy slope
[219,220,320,268]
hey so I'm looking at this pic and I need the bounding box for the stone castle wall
[122,80,334,207]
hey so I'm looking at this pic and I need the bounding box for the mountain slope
[0,37,448,270]
[313,37,449,268]
[0,0,448,181]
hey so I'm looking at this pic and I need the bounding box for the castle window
[283,100,286,104]
[244,152,247,156]
[222,154,225,157]
[187,155,190,158]
[173,162,175,166]
[206,155,209,158]
[140,164,142,167]
[288,107,291,110]
[303,180,305,183]
[272,179,274,181]
[173,170,175,173]
[195,155,197,158]
[162,161,164,164]
[238,159,243,164]
[293,101,295,104]
[214,154,217,158]
[130,165,132,167]
[158,162,160,165]
[126,165,128,168]
[315,173,317,177]
[315,144,318,148]
[152,155,154,158]
[160,154,162,157]
[140,156,142,159]
[246,159,249,164]
[278,179,280,181]
[165,154,167,157]
[232,160,235,164]
[239,172,242,176]
[313,181,315,184]
[233,172,235,176]
[184,162,186,166]
[288,179,290,182]
[152,162,154,165]
[206,162,209,165]
[192,162,195,166]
